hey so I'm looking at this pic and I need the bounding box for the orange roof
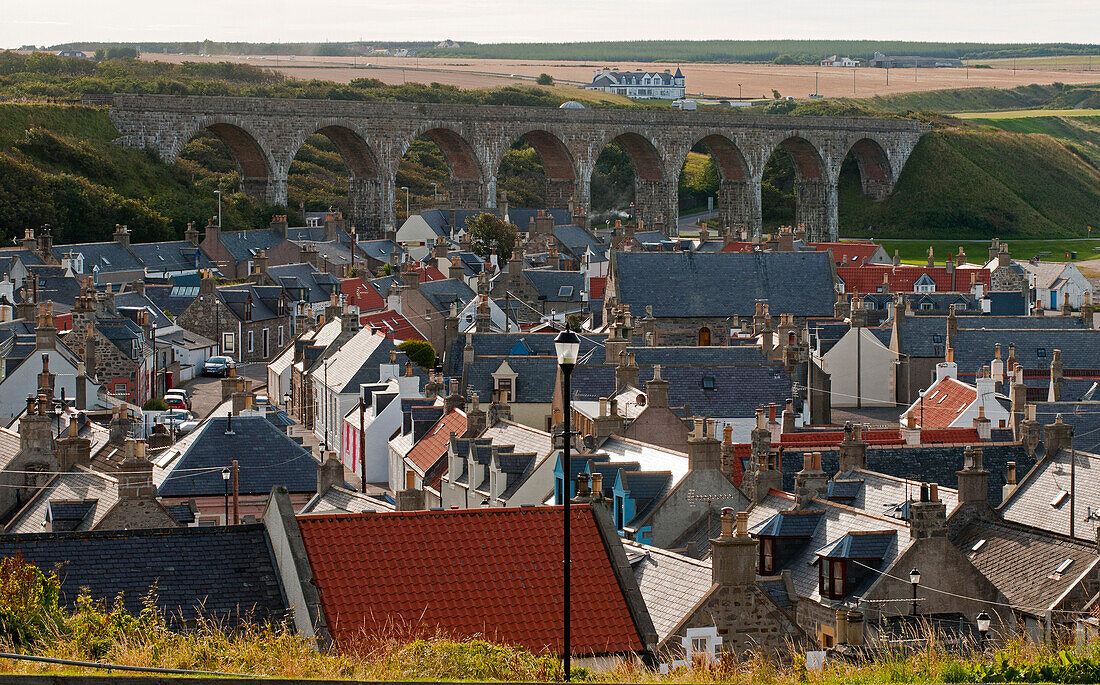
[405,408,466,474]
[297,506,647,655]
[778,430,905,447]
[340,277,385,312]
[361,309,425,342]
[921,427,982,443]
[813,241,883,266]
[837,264,991,294]
[906,377,977,429]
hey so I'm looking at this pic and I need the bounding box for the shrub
[535,73,554,85]
[0,555,63,647]
[142,398,168,411]
[398,340,436,370]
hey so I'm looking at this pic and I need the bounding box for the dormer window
[761,538,776,573]
[820,559,847,599]
[701,376,716,390]
[1037,347,1046,358]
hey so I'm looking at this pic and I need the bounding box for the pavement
[678,208,718,231]
[181,363,268,418]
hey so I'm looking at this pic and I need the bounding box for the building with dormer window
[586,67,685,99]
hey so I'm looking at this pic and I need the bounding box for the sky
[4,0,1099,47]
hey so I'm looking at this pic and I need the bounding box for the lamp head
[554,328,581,368]
[910,568,921,585]
[976,611,991,633]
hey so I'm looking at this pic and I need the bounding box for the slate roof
[267,263,339,304]
[895,315,1087,360]
[129,241,216,273]
[417,277,476,314]
[481,420,553,460]
[553,225,608,260]
[1000,448,1100,541]
[953,519,1099,614]
[612,251,835,318]
[217,229,286,262]
[952,329,1100,375]
[157,415,318,497]
[5,468,120,533]
[0,525,286,626]
[625,541,713,642]
[297,506,648,654]
[832,468,960,519]
[464,356,560,403]
[751,509,824,537]
[300,485,394,515]
[779,443,1033,507]
[1034,403,1100,455]
[523,270,586,303]
[815,530,896,559]
[51,242,143,274]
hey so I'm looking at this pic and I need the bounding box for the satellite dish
[1035,441,1047,459]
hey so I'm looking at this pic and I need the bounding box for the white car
[159,409,194,430]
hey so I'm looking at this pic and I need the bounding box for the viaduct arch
[91,94,928,240]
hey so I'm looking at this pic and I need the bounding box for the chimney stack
[1003,461,1018,502]
[645,365,668,409]
[686,418,721,471]
[396,488,426,511]
[317,451,344,494]
[57,418,92,471]
[1044,413,1074,457]
[956,447,990,509]
[909,482,947,540]
[117,439,156,500]
[794,451,827,508]
[710,509,757,587]
[838,422,868,472]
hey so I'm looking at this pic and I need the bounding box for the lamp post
[554,327,581,682]
[976,611,991,649]
[910,568,921,617]
[214,190,222,228]
[151,321,158,399]
[400,186,410,221]
[221,468,231,524]
[431,182,438,206]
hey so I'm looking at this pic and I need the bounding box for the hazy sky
[5,0,1098,47]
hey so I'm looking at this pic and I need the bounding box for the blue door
[1050,291,1058,309]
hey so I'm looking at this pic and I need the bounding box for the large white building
[585,67,685,99]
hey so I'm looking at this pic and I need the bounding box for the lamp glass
[554,329,581,366]
[976,612,991,632]
[910,568,921,585]
[222,469,231,481]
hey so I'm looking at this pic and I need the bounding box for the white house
[585,67,685,99]
[820,55,861,67]
[395,211,450,261]
[1021,261,1092,310]
[899,353,1011,432]
[812,326,899,408]
[311,328,400,453]
[341,375,422,485]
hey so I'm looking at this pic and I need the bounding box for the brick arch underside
[423,128,482,180]
[846,138,893,199]
[517,130,576,181]
[772,137,825,180]
[315,125,380,178]
[203,123,270,180]
[612,132,663,181]
[696,134,749,181]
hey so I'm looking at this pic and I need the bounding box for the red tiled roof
[361,309,425,342]
[297,506,646,654]
[903,377,977,429]
[341,277,385,312]
[405,409,466,474]
[778,429,905,447]
[416,264,446,282]
[589,277,606,301]
[813,241,883,266]
[836,264,990,294]
[729,443,750,486]
[920,427,981,444]
[719,241,754,253]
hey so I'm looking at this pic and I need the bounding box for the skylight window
[1037,348,1046,358]
[1051,490,1069,507]
[1054,558,1074,575]
[558,285,574,298]
[701,376,716,390]
[971,539,986,553]
[101,257,111,266]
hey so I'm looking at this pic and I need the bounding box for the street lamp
[214,190,222,228]
[976,611,991,648]
[910,568,921,616]
[554,326,581,682]
[400,186,410,221]
[430,182,438,206]
[221,468,231,524]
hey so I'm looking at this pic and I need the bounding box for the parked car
[203,356,235,377]
[159,409,194,430]
[178,417,202,435]
[164,389,191,410]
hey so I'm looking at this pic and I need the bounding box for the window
[819,559,846,599]
[760,538,775,573]
[112,383,127,396]
[558,285,573,298]
[932,334,943,343]
[921,302,934,311]
[701,376,716,390]
[1037,347,1047,358]
[495,377,513,403]
[405,470,416,490]
[278,325,285,347]
[691,637,707,655]
[247,330,254,353]
[222,332,234,353]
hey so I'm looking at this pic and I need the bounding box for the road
[181,363,268,418]
[678,208,719,232]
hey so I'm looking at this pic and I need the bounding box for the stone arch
[841,137,895,201]
[761,135,835,241]
[682,133,754,236]
[494,128,580,211]
[607,130,664,182]
[591,129,674,234]
[173,117,277,202]
[288,122,385,233]
[698,326,712,346]
[400,125,486,210]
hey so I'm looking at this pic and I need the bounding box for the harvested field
[142,53,1100,101]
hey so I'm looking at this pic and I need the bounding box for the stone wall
[669,583,812,656]
[99,94,928,240]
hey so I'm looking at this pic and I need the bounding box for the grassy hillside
[838,130,1100,239]
[960,114,1100,168]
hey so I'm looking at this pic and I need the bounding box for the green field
[864,238,1100,265]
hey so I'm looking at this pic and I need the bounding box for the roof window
[558,285,573,298]
[701,376,715,390]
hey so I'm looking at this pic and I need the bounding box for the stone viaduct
[89,93,929,239]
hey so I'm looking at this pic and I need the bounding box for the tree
[399,340,436,370]
[535,73,554,86]
[466,212,520,262]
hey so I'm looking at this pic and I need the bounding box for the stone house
[0,396,58,521]
[176,272,293,362]
[1021,260,1092,310]
[64,285,153,404]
